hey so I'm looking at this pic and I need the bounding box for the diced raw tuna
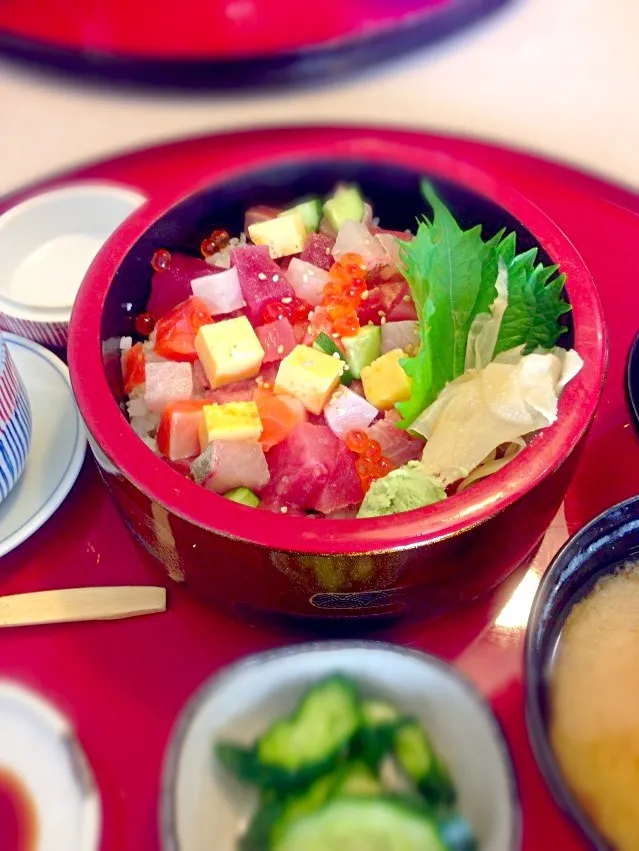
[190,441,270,494]
[303,306,345,353]
[144,362,193,413]
[147,253,211,317]
[157,400,207,461]
[244,205,281,231]
[333,221,386,268]
[300,233,335,271]
[192,359,210,394]
[387,294,418,322]
[381,321,420,355]
[260,423,361,514]
[367,410,425,467]
[255,318,297,363]
[324,386,379,439]
[358,281,416,324]
[190,266,246,316]
[231,245,295,324]
[286,258,330,306]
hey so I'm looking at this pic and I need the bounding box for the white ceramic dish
[0,332,32,503]
[160,641,520,851]
[0,182,146,348]
[0,334,86,557]
[0,679,101,851]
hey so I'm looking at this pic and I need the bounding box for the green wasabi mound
[357,462,446,519]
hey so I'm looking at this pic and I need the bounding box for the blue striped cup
[0,333,32,502]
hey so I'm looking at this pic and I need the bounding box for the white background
[0,0,638,196]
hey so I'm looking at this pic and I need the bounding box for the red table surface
[1,127,639,851]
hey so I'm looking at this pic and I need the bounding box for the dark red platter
[1,126,638,851]
[0,0,510,89]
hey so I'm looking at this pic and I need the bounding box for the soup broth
[550,562,639,850]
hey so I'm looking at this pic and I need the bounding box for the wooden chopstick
[0,586,167,627]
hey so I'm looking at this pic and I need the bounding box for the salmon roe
[151,249,171,272]
[200,228,230,258]
[321,252,368,338]
[346,429,394,493]
[135,312,156,336]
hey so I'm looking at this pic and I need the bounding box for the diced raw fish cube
[190,441,270,494]
[144,362,193,413]
[192,359,210,394]
[231,244,295,324]
[255,318,297,363]
[202,378,257,404]
[260,423,361,514]
[286,258,329,306]
[244,205,281,231]
[333,221,386,268]
[147,252,211,317]
[300,233,335,271]
[157,401,206,461]
[324,386,379,439]
[381,321,420,355]
[367,410,424,467]
[358,281,414,325]
[190,266,246,316]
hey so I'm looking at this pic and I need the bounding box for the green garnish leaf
[395,181,570,428]
[494,236,571,354]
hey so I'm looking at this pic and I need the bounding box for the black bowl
[625,331,639,435]
[525,494,639,849]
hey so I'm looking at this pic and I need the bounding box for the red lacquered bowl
[68,134,607,627]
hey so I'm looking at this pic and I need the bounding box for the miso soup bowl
[525,495,639,848]
[68,131,607,626]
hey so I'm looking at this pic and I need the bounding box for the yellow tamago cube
[361,348,412,411]
[248,212,307,259]
[274,345,343,415]
[199,401,262,449]
[194,316,264,389]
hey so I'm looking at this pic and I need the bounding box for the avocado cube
[342,325,382,379]
[323,186,365,232]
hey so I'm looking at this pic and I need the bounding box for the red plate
[0,0,510,89]
[0,127,638,851]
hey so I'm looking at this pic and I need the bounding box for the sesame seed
[302,273,309,283]
[361,290,370,300]
[364,238,371,246]
[377,310,386,317]
[280,506,288,513]
[307,325,312,334]
[263,382,271,389]
[273,274,279,282]
[277,345,284,354]
[307,311,314,320]
[258,272,267,280]
[281,296,292,304]
[332,352,341,359]
[381,317,387,325]
[403,295,411,303]
[331,332,340,339]
[360,264,367,271]
[325,247,331,255]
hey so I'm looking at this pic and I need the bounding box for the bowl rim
[524,493,639,849]
[68,135,608,555]
[0,180,147,324]
[625,331,639,436]
[158,639,521,851]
